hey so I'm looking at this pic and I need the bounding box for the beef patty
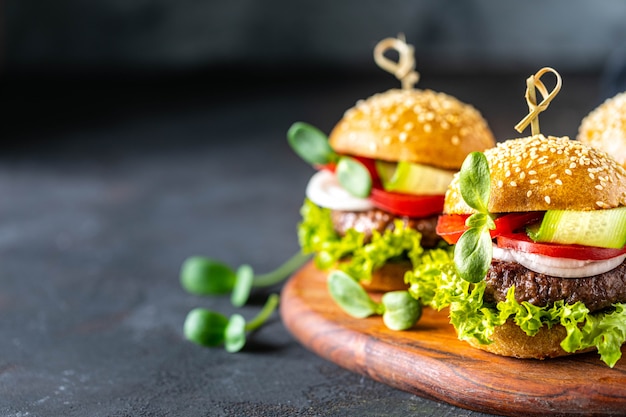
[484,259,626,313]
[330,209,440,248]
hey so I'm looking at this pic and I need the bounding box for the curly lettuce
[407,258,626,367]
[297,199,447,282]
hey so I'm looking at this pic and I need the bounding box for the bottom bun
[463,320,595,360]
[359,261,411,292]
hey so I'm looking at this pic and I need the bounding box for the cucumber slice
[375,161,455,195]
[529,207,626,249]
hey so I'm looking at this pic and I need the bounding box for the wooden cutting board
[280,261,626,417]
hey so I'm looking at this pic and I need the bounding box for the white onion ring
[305,170,374,211]
[492,245,626,278]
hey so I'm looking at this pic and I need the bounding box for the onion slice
[305,170,374,211]
[492,245,626,278]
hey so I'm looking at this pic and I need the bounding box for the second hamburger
[292,87,495,291]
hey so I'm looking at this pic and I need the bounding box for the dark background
[3,0,626,147]
[1,2,626,416]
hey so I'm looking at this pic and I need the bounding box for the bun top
[577,92,626,167]
[328,89,495,170]
[444,135,626,214]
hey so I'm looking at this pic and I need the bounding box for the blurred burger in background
[289,36,496,291]
[577,91,626,167]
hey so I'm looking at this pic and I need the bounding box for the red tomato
[493,212,544,235]
[436,214,470,244]
[369,186,444,218]
[497,233,626,261]
[436,212,545,245]
[314,162,336,173]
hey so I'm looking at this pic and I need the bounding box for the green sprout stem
[245,293,280,332]
[253,252,311,287]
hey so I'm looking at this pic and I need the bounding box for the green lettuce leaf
[297,199,445,282]
[406,259,626,367]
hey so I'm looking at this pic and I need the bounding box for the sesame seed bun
[578,92,626,167]
[328,89,496,170]
[464,319,595,359]
[444,134,626,214]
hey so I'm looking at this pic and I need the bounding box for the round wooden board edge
[280,261,626,417]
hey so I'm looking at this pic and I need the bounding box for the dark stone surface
[0,70,605,416]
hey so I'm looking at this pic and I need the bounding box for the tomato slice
[436,212,545,245]
[436,214,470,244]
[493,212,544,235]
[314,162,337,173]
[497,233,626,260]
[370,186,444,217]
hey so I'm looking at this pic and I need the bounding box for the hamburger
[290,87,495,291]
[577,91,626,166]
[418,134,626,366]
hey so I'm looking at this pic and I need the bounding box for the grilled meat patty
[330,209,440,248]
[484,259,626,313]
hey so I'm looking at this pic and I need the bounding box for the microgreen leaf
[180,253,310,307]
[183,308,229,347]
[465,212,495,230]
[327,270,380,318]
[381,291,422,331]
[287,122,338,165]
[459,152,491,213]
[335,156,372,198]
[231,264,254,307]
[180,257,237,295]
[454,226,493,283]
[184,294,280,353]
[224,314,247,353]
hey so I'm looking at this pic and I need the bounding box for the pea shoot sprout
[180,252,310,307]
[327,270,422,331]
[184,294,280,353]
[180,253,310,352]
[287,122,372,198]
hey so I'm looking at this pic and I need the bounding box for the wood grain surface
[280,261,626,417]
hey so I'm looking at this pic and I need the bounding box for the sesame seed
[530,179,539,184]
[505,170,511,178]
[451,136,460,146]
[520,172,526,179]
[510,181,517,187]
[589,173,595,179]
[529,170,537,175]
[497,180,503,188]
[595,185,604,190]
[550,173,557,179]
[596,201,606,208]
[399,132,408,142]
[555,179,563,185]
[424,123,432,133]
[570,162,577,169]
[565,169,572,175]
[527,190,532,197]
[545,196,551,204]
